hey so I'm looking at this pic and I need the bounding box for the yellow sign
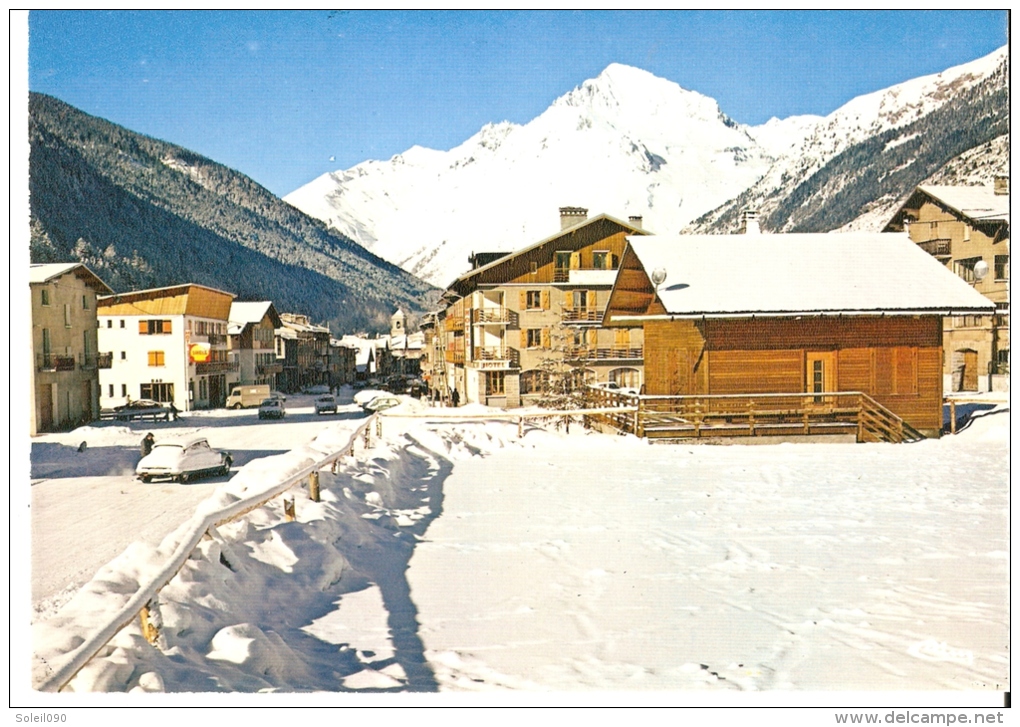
[189,342,211,363]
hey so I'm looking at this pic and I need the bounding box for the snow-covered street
[26,396,1009,696]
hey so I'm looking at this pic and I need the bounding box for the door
[82,380,93,422]
[954,349,979,391]
[806,352,836,404]
[38,383,53,432]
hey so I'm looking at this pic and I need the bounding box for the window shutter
[519,290,527,309]
[587,329,598,346]
[564,291,572,309]
[587,291,597,309]
[165,320,172,334]
[520,330,528,348]
[541,290,550,310]
[139,320,147,334]
[570,252,581,269]
[541,328,550,349]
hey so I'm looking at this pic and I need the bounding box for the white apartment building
[98,284,238,411]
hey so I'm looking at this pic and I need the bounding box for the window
[121,351,127,360]
[82,295,90,310]
[520,370,549,395]
[148,351,165,366]
[122,384,127,397]
[526,291,542,309]
[592,251,609,270]
[139,319,172,335]
[952,316,984,328]
[526,329,543,348]
[106,320,112,328]
[41,289,50,306]
[42,328,51,355]
[140,383,174,403]
[83,331,91,356]
[995,255,1009,281]
[120,319,125,328]
[108,384,114,398]
[530,261,538,275]
[485,371,505,395]
[64,303,71,328]
[954,257,983,283]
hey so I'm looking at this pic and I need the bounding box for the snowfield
[23,400,1008,702]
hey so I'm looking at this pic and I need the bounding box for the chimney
[741,209,761,235]
[628,215,643,230]
[559,207,588,230]
[994,176,1009,195]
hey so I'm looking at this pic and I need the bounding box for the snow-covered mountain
[286,48,1008,287]
[687,46,1009,234]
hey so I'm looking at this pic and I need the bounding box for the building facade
[604,231,994,439]
[30,263,113,434]
[884,181,1009,391]
[278,313,331,390]
[98,284,238,411]
[439,208,648,407]
[229,301,283,389]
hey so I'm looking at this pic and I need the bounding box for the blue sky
[26,10,1008,197]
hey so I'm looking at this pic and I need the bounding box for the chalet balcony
[561,307,606,324]
[37,353,77,372]
[195,360,239,375]
[471,308,517,326]
[566,346,643,362]
[917,239,952,258]
[470,346,516,369]
[444,316,465,332]
[257,363,283,375]
[446,349,465,365]
[206,333,228,345]
[553,268,570,283]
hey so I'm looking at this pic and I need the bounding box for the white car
[314,395,338,415]
[594,381,639,396]
[258,397,286,420]
[361,395,402,413]
[136,435,232,483]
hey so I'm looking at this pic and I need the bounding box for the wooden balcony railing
[472,308,513,325]
[566,346,643,361]
[917,239,952,258]
[561,307,606,323]
[582,389,925,444]
[195,360,239,375]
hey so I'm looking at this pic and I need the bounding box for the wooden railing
[561,307,606,323]
[583,389,924,444]
[566,346,643,361]
[917,239,952,257]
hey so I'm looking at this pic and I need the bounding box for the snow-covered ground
[19,398,1009,704]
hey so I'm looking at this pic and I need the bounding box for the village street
[29,391,369,616]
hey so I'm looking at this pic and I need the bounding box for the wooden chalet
[598,231,994,442]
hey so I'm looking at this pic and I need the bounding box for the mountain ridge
[28,93,437,334]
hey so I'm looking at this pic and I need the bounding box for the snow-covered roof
[615,232,994,319]
[229,301,278,326]
[29,263,113,293]
[276,328,298,340]
[916,185,1009,224]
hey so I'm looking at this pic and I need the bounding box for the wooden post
[284,497,296,522]
[363,424,370,447]
[950,400,957,435]
[139,597,163,648]
[518,417,523,438]
[309,471,320,503]
[376,418,383,437]
[565,414,570,434]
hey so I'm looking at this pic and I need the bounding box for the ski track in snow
[31,404,1009,694]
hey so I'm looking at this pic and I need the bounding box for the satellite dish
[973,260,989,282]
[650,268,668,287]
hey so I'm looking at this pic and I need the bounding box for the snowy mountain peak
[285,48,1007,287]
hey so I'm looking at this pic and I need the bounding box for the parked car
[314,395,338,415]
[103,400,171,421]
[362,395,402,413]
[304,384,331,395]
[136,435,232,483]
[258,398,286,420]
[269,391,287,402]
[593,382,639,396]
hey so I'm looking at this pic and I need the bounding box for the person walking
[140,432,155,459]
[451,388,460,407]
[169,402,179,421]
